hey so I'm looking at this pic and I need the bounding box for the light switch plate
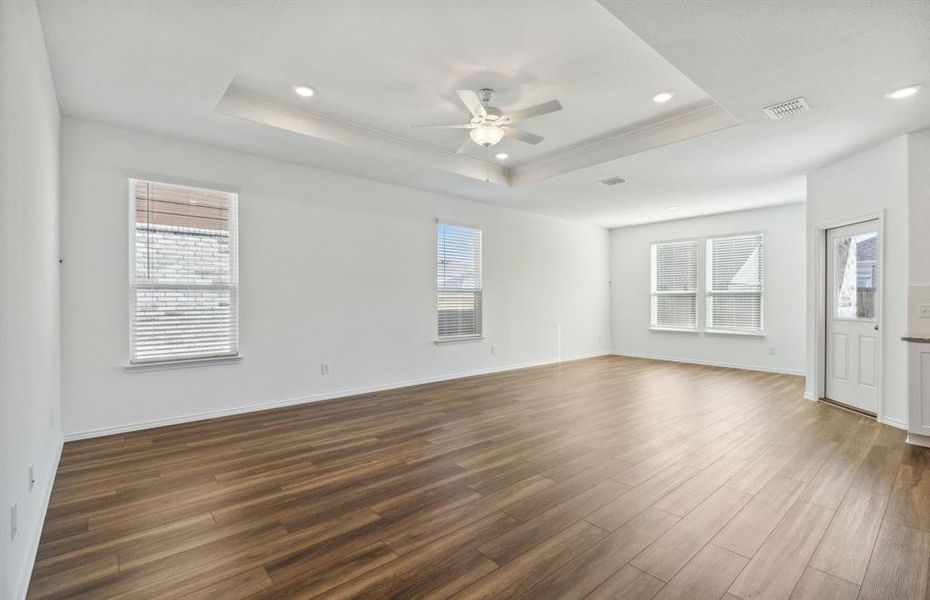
[919,304,930,319]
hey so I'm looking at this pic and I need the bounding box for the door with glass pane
[825,219,880,414]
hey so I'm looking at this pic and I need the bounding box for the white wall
[609,203,806,374]
[806,135,910,427]
[59,118,611,438]
[0,2,63,598]
[907,129,930,338]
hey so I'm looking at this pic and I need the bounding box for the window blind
[437,222,482,340]
[651,240,698,330]
[706,234,763,332]
[130,179,239,363]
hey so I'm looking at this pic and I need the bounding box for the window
[437,222,482,340]
[706,234,764,333]
[834,231,878,319]
[129,179,238,364]
[651,240,698,330]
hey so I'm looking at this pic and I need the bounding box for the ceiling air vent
[600,176,627,186]
[763,97,810,120]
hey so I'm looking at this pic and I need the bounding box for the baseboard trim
[63,352,610,441]
[16,435,63,600]
[906,432,930,448]
[878,416,908,431]
[805,397,907,431]
[611,351,806,377]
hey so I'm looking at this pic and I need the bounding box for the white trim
[703,329,766,337]
[813,211,886,421]
[879,415,908,431]
[907,342,929,436]
[804,391,818,401]
[511,101,739,185]
[63,353,610,441]
[15,436,63,600]
[612,351,806,376]
[216,87,511,186]
[434,335,485,345]
[217,87,738,188]
[906,432,930,448]
[126,171,240,195]
[649,327,699,334]
[124,354,243,372]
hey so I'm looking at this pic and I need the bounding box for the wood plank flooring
[29,356,930,599]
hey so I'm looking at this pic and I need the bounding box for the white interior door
[825,219,880,414]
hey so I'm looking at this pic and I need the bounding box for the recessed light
[652,91,675,104]
[885,84,922,99]
[668,205,680,211]
[292,85,315,98]
[495,152,508,160]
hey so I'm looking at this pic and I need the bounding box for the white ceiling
[37,0,930,228]
[231,0,711,164]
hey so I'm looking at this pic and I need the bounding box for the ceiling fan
[413,88,562,152]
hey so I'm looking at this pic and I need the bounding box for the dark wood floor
[29,356,930,599]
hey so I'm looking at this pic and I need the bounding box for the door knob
[874,324,879,331]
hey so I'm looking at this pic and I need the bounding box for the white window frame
[435,219,484,344]
[648,232,767,338]
[650,238,699,332]
[704,232,765,336]
[126,176,241,370]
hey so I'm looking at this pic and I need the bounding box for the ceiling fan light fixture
[469,125,505,147]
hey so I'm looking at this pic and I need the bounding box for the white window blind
[437,222,482,340]
[706,234,764,332]
[129,179,239,363]
[651,240,698,330]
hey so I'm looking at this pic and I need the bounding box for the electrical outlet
[490,344,497,354]
[28,464,35,491]
[768,346,776,355]
[919,304,930,319]
[321,361,331,375]
[10,503,17,540]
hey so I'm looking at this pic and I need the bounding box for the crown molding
[215,87,511,185]
[216,87,738,188]
[510,101,740,185]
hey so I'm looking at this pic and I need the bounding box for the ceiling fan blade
[457,90,487,118]
[411,123,473,129]
[498,100,562,124]
[505,127,544,145]
[454,135,472,154]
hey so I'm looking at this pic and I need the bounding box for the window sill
[649,327,699,334]
[703,329,766,337]
[435,335,485,345]
[124,354,243,372]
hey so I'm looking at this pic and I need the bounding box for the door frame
[813,210,886,420]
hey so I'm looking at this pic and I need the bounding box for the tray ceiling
[37,0,930,226]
